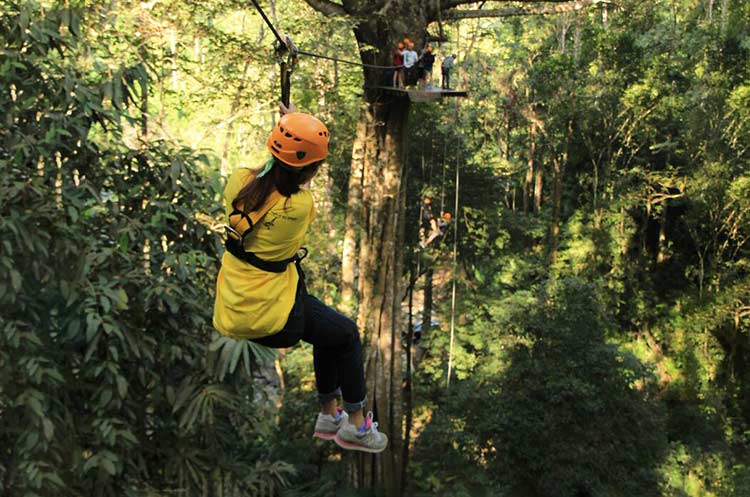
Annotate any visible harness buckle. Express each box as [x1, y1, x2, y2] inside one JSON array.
[[296, 247, 308, 261], [225, 225, 243, 241]]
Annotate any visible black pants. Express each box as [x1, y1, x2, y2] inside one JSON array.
[[442, 68, 451, 89], [252, 276, 366, 413]]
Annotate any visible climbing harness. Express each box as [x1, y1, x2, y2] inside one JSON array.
[[223, 102, 327, 274], [225, 189, 308, 273], [223, 111, 327, 274]]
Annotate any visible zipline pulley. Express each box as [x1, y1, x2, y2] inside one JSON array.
[[274, 34, 298, 107]]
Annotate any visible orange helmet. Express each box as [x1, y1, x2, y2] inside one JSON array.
[[267, 113, 329, 167], [424, 197, 432, 204], [403, 38, 411, 45]]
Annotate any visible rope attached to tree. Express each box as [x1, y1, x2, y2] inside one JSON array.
[[446, 140, 460, 388]]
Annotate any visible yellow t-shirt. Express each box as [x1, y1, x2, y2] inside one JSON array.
[[213, 168, 314, 339]]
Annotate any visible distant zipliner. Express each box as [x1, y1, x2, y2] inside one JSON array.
[[419, 196, 452, 248]]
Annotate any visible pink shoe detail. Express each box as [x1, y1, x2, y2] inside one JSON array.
[[333, 432, 387, 454], [313, 431, 336, 440]]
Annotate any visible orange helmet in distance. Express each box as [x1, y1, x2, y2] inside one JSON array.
[[267, 113, 329, 167]]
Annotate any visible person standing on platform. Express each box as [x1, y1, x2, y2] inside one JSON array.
[[441, 53, 457, 90], [392, 42, 405, 88], [403, 39, 418, 87], [419, 45, 435, 88]]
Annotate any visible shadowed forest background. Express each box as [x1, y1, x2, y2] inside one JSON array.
[[2, 0, 750, 496]]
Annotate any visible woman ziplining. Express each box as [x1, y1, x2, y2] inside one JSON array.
[[215, 0, 459, 456], [420, 196, 452, 248], [212, 102, 388, 454]]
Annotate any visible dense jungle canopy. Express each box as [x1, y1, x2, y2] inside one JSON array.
[[1, 0, 750, 496]]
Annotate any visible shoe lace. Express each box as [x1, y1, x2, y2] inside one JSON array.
[[366, 411, 380, 434]]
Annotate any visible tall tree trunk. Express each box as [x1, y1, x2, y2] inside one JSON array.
[[340, 111, 368, 312], [558, 16, 569, 53], [54, 152, 63, 209], [394, 150, 409, 496], [355, 98, 408, 496], [551, 156, 563, 263], [402, 266, 415, 496], [300, 3, 456, 492], [503, 114, 512, 209], [534, 157, 543, 213], [352, 36, 411, 491], [422, 267, 434, 338], [524, 121, 536, 214], [220, 61, 250, 178], [657, 202, 668, 263], [170, 29, 178, 91], [139, 69, 148, 137], [552, 118, 573, 263], [312, 62, 339, 302], [573, 13, 582, 63]]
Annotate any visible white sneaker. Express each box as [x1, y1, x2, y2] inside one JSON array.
[[313, 407, 348, 440], [334, 411, 388, 453]]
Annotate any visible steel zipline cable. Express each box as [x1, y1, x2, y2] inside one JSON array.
[[297, 49, 402, 70], [249, 0, 286, 46]]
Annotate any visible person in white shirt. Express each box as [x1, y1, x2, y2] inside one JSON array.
[[403, 40, 418, 87]]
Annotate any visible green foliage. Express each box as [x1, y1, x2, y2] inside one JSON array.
[[0, 2, 292, 495], [3, 0, 750, 495], [490, 279, 667, 497], [411, 280, 666, 497]]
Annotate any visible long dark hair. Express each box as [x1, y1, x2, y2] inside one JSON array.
[[232, 158, 321, 213]]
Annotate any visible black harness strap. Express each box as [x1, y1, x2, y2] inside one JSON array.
[[225, 206, 307, 273], [225, 235, 307, 273], [224, 183, 307, 274]]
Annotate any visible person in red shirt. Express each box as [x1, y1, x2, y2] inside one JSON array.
[[392, 42, 405, 88]]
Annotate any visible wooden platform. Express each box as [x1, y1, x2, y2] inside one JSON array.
[[376, 86, 468, 103]]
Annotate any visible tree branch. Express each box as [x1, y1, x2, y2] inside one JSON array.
[[443, 0, 610, 19], [441, 0, 584, 9], [303, 0, 348, 17]]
